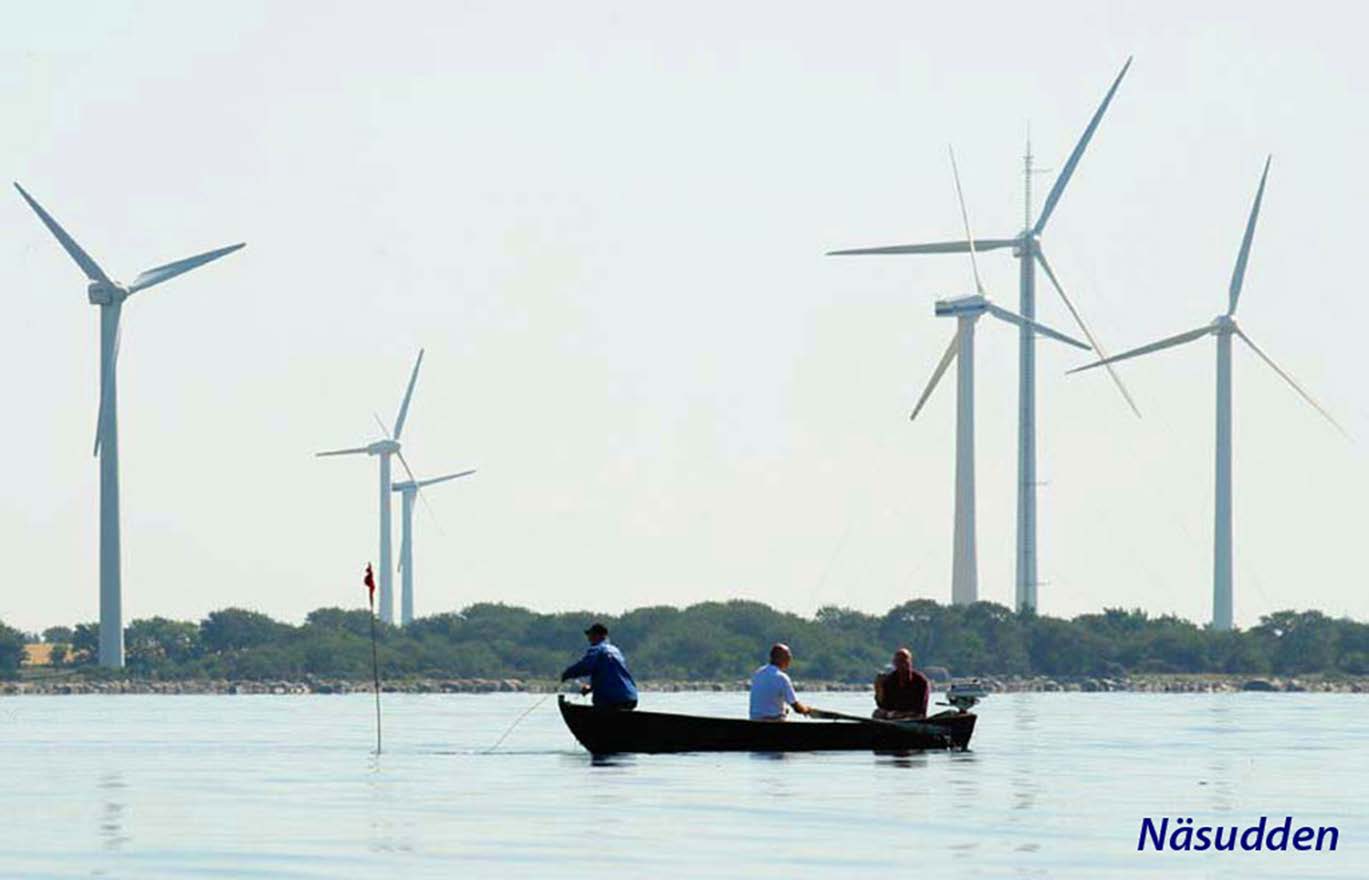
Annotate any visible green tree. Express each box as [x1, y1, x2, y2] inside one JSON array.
[[21, 600, 1369, 683], [879, 599, 944, 666], [200, 608, 292, 654], [125, 617, 201, 672], [305, 607, 375, 639], [71, 623, 100, 666], [1252, 611, 1338, 674], [0, 619, 25, 678], [1028, 616, 1112, 676], [42, 626, 74, 644]]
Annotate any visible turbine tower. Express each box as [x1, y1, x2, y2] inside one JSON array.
[[911, 150, 1090, 604], [829, 58, 1136, 612], [14, 184, 245, 668], [317, 349, 425, 624], [1070, 158, 1343, 630], [393, 468, 476, 625]]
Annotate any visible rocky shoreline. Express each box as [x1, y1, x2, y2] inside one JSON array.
[[3, 673, 1367, 696]]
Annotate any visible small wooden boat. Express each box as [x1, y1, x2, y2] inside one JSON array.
[[557, 696, 976, 754]]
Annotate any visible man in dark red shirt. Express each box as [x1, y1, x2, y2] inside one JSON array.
[[873, 648, 931, 719]]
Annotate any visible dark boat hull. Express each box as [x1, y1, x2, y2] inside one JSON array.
[[558, 696, 976, 754]]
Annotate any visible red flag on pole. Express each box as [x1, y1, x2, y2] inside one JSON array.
[[364, 563, 376, 604]]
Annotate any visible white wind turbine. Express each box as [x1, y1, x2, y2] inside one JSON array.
[[317, 349, 426, 625], [15, 184, 244, 669], [830, 58, 1136, 612], [392, 468, 476, 625], [1070, 157, 1343, 630], [912, 150, 1090, 605]]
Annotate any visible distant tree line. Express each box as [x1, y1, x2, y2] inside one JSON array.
[[3, 600, 1369, 682]]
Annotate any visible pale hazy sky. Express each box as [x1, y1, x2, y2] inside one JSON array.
[[3, 1, 1367, 632]]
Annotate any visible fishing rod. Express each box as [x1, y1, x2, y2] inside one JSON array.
[[807, 706, 950, 744]]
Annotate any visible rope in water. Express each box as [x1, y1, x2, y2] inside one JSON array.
[[484, 690, 559, 753]]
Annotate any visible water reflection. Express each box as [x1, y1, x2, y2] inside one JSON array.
[[748, 751, 789, 762], [1204, 701, 1236, 813], [98, 772, 130, 852], [946, 766, 982, 814], [1009, 695, 1038, 814], [364, 754, 414, 855], [874, 750, 929, 770]]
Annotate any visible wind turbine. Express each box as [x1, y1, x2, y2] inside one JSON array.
[[912, 149, 1090, 604], [829, 58, 1136, 612], [15, 184, 244, 669], [317, 349, 426, 625], [1070, 157, 1343, 630], [392, 468, 476, 625]]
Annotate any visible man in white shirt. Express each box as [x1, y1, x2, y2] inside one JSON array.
[[749, 643, 812, 721]]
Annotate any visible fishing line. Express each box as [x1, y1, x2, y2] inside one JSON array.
[[484, 689, 560, 754], [807, 514, 856, 611], [804, 423, 909, 612]]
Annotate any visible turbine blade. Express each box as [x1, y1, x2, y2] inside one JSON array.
[[372, 412, 393, 439], [985, 303, 1090, 350], [828, 238, 1017, 257], [417, 487, 443, 533], [1227, 156, 1271, 316], [1067, 325, 1212, 374], [947, 146, 984, 294], [1035, 250, 1141, 416], [128, 243, 245, 294], [1236, 329, 1347, 437], [14, 183, 111, 283], [316, 446, 369, 457], [396, 449, 418, 484], [1033, 56, 1132, 236], [416, 469, 476, 489], [93, 307, 122, 457], [911, 334, 959, 421], [392, 349, 424, 440]]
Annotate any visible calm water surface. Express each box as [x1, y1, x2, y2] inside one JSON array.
[[2, 691, 1365, 878]]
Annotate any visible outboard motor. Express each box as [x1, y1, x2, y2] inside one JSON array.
[[944, 680, 988, 713]]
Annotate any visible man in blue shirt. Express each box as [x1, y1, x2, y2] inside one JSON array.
[[560, 622, 638, 711]]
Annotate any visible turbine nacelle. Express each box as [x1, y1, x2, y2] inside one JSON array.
[[393, 468, 475, 496], [86, 281, 127, 306], [935, 294, 989, 318], [1211, 314, 1237, 334], [368, 438, 401, 456]]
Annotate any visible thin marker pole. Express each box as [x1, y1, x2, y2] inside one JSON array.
[[364, 563, 382, 754]]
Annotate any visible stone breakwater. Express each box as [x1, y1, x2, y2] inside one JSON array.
[[974, 674, 1369, 694], [0, 679, 871, 696], [2, 674, 1367, 696]]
